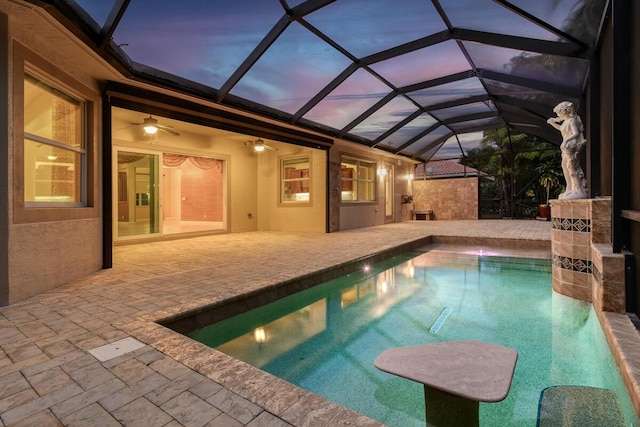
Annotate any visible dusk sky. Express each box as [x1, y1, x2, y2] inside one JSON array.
[[73, 0, 602, 161]]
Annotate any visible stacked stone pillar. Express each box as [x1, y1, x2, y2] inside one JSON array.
[[550, 197, 625, 312]]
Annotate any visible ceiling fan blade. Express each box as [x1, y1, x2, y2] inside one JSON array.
[[157, 125, 180, 136]]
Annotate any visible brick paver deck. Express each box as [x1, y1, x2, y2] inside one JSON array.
[[0, 220, 631, 426]]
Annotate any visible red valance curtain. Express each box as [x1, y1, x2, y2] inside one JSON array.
[[163, 153, 223, 173], [189, 156, 223, 171], [162, 153, 187, 167]]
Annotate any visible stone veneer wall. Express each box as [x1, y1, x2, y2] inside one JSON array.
[[551, 197, 640, 417], [412, 177, 478, 220], [550, 197, 625, 311]]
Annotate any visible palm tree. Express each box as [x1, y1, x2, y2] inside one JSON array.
[[537, 160, 563, 204]]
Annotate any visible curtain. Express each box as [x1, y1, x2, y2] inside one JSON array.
[[163, 153, 188, 167], [188, 156, 223, 172], [163, 153, 223, 173]]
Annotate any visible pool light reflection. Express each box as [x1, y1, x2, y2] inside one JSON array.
[[254, 327, 266, 344], [379, 281, 388, 294], [404, 261, 415, 278]]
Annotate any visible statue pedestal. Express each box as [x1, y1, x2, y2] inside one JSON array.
[[549, 198, 625, 312]]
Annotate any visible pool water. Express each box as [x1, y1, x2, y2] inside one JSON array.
[[189, 248, 639, 426]]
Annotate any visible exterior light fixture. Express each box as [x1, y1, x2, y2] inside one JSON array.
[[377, 168, 387, 176], [143, 124, 158, 134], [142, 116, 159, 134], [47, 155, 58, 161], [245, 138, 275, 152], [407, 173, 414, 180]]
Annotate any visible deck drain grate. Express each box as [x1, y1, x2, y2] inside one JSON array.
[[89, 337, 146, 362]]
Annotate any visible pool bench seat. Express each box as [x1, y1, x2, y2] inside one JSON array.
[[374, 340, 517, 427]]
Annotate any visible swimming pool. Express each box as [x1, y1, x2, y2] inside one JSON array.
[[188, 246, 638, 426]]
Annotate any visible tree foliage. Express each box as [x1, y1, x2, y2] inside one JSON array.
[[461, 128, 562, 216]]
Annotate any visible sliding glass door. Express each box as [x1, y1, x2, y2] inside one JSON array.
[[116, 150, 160, 238], [114, 148, 226, 241]]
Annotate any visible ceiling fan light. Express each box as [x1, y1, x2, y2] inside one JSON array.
[[142, 116, 159, 134], [143, 124, 158, 134], [254, 143, 265, 152]]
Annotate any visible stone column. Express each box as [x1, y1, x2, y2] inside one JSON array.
[[550, 199, 593, 302], [549, 197, 625, 313]]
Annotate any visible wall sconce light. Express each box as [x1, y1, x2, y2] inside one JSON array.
[[407, 173, 414, 180], [377, 168, 387, 177]]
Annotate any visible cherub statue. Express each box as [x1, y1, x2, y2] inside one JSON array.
[[547, 101, 588, 200]]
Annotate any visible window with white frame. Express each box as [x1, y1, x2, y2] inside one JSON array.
[[340, 156, 376, 202], [23, 72, 86, 206], [281, 156, 310, 203]]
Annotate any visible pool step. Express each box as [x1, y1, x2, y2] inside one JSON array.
[[537, 385, 625, 427]]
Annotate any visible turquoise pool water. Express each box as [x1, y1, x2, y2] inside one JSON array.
[[189, 248, 638, 426]]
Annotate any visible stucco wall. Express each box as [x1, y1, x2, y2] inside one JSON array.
[[412, 177, 479, 220], [330, 141, 416, 231], [4, 5, 107, 304], [257, 146, 327, 233], [9, 221, 103, 302]]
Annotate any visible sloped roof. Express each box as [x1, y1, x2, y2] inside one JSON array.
[[415, 159, 485, 178], [32, 0, 608, 162]]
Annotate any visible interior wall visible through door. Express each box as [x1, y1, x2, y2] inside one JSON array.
[[115, 149, 225, 240], [161, 153, 224, 235]]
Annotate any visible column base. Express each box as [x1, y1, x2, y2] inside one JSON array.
[[424, 386, 479, 427]]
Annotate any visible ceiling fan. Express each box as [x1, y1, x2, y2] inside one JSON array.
[[245, 138, 277, 152], [130, 115, 180, 136]]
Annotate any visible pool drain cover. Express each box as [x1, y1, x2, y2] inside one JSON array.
[[89, 337, 146, 362]]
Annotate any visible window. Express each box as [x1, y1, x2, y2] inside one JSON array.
[[13, 42, 97, 223], [23, 73, 86, 206], [281, 156, 310, 203], [341, 156, 376, 202]]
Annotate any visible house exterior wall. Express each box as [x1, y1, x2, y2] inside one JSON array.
[[329, 141, 416, 231], [257, 147, 327, 233], [111, 118, 263, 235], [0, 3, 333, 304], [412, 178, 479, 220], [3, 4, 107, 303]]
